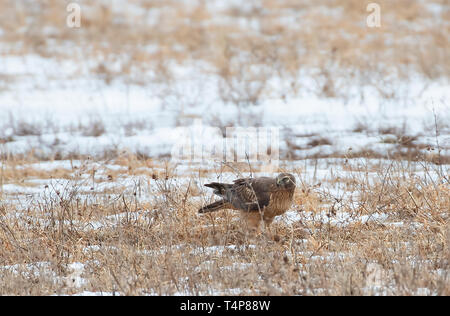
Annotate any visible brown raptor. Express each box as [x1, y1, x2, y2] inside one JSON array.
[[199, 173, 296, 230]]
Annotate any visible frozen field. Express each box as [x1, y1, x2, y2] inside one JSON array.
[[0, 157, 448, 295], [1, 54, 449, 161], [0, 0, 448, 295]]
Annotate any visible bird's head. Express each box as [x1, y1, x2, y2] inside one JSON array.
[[276, 173, 296, 190]]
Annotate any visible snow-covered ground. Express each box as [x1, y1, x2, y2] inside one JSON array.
[[0, 54, 449, 161], [0, 0, 448, 297]]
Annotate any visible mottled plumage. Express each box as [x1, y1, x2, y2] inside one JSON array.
[[199, 173, 296, 229]]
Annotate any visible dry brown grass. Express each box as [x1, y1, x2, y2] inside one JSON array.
[[0, 0, 448, 96], [0, 0, 448, 296], [0, 155, 448, 295]]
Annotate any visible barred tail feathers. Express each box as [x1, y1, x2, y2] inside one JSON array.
[[198, 200, 227, 213]]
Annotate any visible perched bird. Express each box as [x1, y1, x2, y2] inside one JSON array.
[[199, 173, 296, 230]]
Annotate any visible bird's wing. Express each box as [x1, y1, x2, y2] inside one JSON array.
[[230, 177, 275, 212]]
